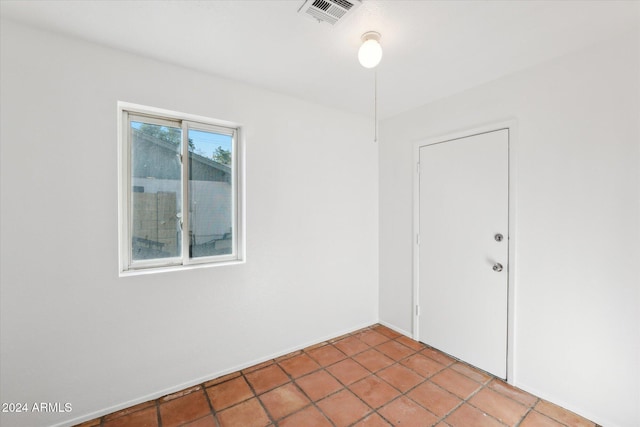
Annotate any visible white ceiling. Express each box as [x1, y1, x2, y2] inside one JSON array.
[[1, 0, 638, 119]]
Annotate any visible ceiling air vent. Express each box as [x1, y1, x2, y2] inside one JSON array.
[[298, 0, 362, 26]]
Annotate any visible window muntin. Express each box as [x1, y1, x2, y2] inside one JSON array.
[[120, 105, 242, 273]]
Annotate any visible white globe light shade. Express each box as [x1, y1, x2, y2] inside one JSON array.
[[358, 36, 382, 68]]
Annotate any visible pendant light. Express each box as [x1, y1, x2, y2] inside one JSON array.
[[358, 31, 382, 142], [358, 31, 382, 68]]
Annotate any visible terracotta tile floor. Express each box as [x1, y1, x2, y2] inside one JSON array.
[[75, 324, 599, 427]]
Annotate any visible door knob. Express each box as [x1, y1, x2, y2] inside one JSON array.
[[492, 263, 503, 272], [495, 233, 503, 242]]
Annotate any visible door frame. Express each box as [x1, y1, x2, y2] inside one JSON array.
[[412, 120, 518, 383]]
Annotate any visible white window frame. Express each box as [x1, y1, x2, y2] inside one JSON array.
[[118, 102, 245, 275]]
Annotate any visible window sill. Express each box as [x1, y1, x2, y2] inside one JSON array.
[[119, 258, 245, 277]]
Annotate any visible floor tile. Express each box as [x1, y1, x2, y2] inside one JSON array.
[[451, 362, 492, 384], [353, 413, 393, 426], [445, 403, 504, 427], [259, 383, 310, 420], [372, 325, 402, 339], [242, 359, 274, 375], [407, 381, 462, 417], [275, 350, 303, 362], [400, 354, 446, 378], [206, 376, 254, 411], [326, 358, 370, 385], [375, 341, 415, 361], [420, 348, 456, 366], [305, 341, 329, 351], [395, 335, 425, 351], [350, 375, 401, 409], [278, 353, 321, 378], [356, 329, 391, 346], [353, 348, 396, 373], [378, 396, 439, 427], [295, 370, 343, 401], [488, 379, 538, 407], [329, 332, 353, 343], [103, 407, 158, 427], [217, 398, 271, 427], [535, 400, 596, 427], [278, 405, 333, 427], [333, 335, 370, 356], [377, 364, 424, 392], [103, 401, 155, 422], [159, 390, 211, 427], [317, 389, 372, 427], [307, 344, 347, 366], [244, 364, 290, 394], [183, 415, 217, 427], [519, 411, 564, 427], [431, 368, 483, 399], [469, 387, 528, 426], [204, 371, 242, 388]]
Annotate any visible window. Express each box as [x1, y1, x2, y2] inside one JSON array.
[[118, 103, 244, 274]]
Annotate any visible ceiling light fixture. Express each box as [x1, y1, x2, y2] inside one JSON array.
[[358, 31, 382, 142], [358, 31, 382, 68]]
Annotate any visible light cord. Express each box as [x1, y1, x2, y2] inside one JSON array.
[[374, 70, 378, 143]]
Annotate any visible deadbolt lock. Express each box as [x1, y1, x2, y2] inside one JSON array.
[[495, 233, 503, 242]]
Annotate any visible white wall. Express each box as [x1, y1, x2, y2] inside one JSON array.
[[0, 20, 378, 427], [379, 30, 639, 427]]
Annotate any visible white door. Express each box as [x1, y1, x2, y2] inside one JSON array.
[[418, 129, 509, 379]]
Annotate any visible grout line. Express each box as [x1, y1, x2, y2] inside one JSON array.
[[280, 369, 338, 427], [513, 406, 536, 427], [280, 350, 357, 426], [293, 339, 380, 426], [333, 338, 441, 426], [459, 383, 511, 427], [155, 400, 162, 427], [382, 340, 522, 426], [240, 369, 278, 426], [200, 380, 220, 427]]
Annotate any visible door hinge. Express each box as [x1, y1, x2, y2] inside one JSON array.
[[416, 234, 420, 246], [416, 305, 420, 316], [416, 162, 420, 175]]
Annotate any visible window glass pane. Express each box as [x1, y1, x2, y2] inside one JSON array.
[[130, 120, 182, 261], [188, 128, 233, 258]]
